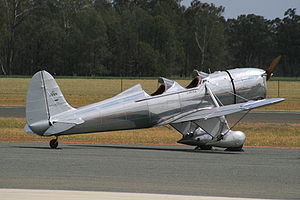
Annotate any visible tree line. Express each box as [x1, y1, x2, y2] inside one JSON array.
[[0, 0, 299, 77]]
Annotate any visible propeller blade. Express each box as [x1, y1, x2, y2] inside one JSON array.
[[266, 56, 281, 80]]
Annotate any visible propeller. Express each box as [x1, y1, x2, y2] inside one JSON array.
[[266, 56, 281, 80]]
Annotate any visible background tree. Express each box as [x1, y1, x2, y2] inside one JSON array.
[[183, 0, 227, 75], [226, 14, 274, 68], [275, 8, 300, 76], [0, 0, 33, 75], [0, 0, 298, 77]]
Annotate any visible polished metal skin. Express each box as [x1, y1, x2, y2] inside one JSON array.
[[24, 68, 284, 149]]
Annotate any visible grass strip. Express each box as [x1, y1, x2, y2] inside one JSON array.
[[1, 78, 300, 110], [0, 118, 299, 147]]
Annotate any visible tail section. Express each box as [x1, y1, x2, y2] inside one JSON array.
[[25, 70, 75, 135]]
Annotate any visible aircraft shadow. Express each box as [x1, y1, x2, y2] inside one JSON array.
[[68, 144, 238, 155], [11, 146, 62, 150]]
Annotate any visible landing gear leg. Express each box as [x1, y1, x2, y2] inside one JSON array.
[[49, 137, 58, 149], [194, 145, 212, 150]]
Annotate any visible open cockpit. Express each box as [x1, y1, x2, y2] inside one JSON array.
[[150, 84, 166, 96], [150, 77, 173, 96], [186, 76, 201, 89], [116, 70, 208, 100], [150, 77, 186, 96], [185, 69, 208, 89], [149, 70, 207, 96]]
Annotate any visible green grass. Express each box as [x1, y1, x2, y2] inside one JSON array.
[[271, 77, 300, 81], [0, 78, 190, 107], [235, 122, 300, 147], [0, 77, 299, 110], [0, 118, 299, 147], [261, 81, 300, 111]]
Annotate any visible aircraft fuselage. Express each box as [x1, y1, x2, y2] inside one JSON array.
[[51, 68, 266, 136]]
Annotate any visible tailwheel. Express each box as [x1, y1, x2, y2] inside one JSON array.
[[195, 145, 212, 150], [49, 137, 58, 149]]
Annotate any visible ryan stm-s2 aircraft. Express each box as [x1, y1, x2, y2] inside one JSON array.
[[25, 56, 284, 150]]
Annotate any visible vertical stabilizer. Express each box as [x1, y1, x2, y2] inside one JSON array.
[[41, 71, 74, 116], [25, 70, 74, 135]]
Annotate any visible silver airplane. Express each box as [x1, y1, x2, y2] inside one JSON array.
[[24, 56, 284, 150]]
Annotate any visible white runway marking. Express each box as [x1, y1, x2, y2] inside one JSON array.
[[0, 189, 276, 200]]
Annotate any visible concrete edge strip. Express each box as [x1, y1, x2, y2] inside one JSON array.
[[0, 189, 276, 200]]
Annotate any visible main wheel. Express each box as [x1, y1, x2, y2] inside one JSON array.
[[225, 146, 244, 151], [195, 145, 212, 150], [49, 138, 58, 149], [200, 145, 212, 150]]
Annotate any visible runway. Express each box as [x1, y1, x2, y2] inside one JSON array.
[[0, 142, 299, 199], [0, 106, 300, 123]]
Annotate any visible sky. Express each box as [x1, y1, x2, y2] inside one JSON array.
[[182, 0, 300, 19]]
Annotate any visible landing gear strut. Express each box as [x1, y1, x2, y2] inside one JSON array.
[[49, 137, 58, 149]]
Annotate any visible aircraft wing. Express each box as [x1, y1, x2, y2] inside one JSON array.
[[158, 98, 284, 125]]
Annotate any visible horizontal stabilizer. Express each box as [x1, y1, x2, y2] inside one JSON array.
[[51, 118, 84, 125], [42, 117, 85, 136], [44, 122, 75, 136]]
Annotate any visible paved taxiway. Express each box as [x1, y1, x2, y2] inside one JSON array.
[[0, 106, 300, 123], [0, 142, 299, 199]]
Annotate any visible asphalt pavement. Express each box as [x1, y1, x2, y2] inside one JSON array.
[[0, 142, 299, 199]]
